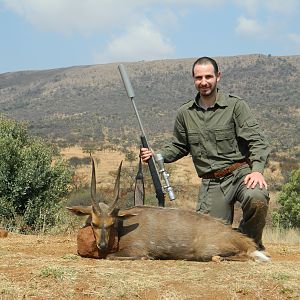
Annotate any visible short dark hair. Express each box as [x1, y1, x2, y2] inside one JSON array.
[[192, 56, 219, 76]]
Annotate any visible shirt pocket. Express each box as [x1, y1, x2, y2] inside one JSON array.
[[214, 127, 237, 154], [188, 132, 201, 156]]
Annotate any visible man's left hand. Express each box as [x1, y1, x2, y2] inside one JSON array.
[[244, 172, 268, 190]]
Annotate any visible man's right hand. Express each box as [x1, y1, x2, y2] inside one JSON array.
[[140, 147, 154, 162]]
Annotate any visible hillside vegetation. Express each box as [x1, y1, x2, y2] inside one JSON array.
[[0, 54, 299, 154], [1, 56, 300, 300]]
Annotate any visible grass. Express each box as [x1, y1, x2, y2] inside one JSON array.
[[39, 266, 67, 279], [264, 227, 300, 244]]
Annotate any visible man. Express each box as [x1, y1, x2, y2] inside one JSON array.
[[141, 56, 270, 251]]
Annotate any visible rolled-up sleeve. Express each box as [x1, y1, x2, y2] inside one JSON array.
[[234, 100, 270, 173]]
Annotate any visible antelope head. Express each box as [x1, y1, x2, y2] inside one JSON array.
[[67, 158, 133, 250]]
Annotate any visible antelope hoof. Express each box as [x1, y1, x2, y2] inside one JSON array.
[[212, 255, 223, 262]]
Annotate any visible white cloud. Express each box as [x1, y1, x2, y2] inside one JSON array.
[[265, 0, 299, 14], [2, 0, 297, 39], [1, 0, 226, 64], [134, 0, 225, 6], [233, 0, 260, 16], [233, 0, 299, 47], [2, 0, 142, 35], [2, 0, 298, 64], [235, 16, 265, 37], [235, 15, 286, 42], [233, 0, 299, 16], [94, 20, 175, 63], [1, 0, 225, 35], [153, 9, 179, 32]]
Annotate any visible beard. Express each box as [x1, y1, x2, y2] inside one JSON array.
[[198, 83, 217, 97]]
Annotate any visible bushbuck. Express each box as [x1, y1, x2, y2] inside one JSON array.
[[67, 158, 270, 262]]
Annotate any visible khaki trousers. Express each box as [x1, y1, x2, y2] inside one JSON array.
[[197, 164, 269, 250]]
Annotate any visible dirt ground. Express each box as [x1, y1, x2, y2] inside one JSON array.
[[1, 233, 300, 300], [1, 147, 299, 299]]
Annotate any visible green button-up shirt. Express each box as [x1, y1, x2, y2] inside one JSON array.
[[161, 90, 270, 177]]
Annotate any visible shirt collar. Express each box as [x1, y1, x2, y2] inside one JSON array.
[[189, 89, 228, 109]]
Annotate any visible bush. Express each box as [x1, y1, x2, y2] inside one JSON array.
[[272, 168, 300, 228], [0, 117, 73, 232], [68, 156, 91, 168]]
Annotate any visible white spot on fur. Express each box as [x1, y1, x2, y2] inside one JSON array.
[[251, 250, 271, 262]]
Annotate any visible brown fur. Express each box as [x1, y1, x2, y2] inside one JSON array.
[[108, 206, 257, 261], [75, 205, 257, 261], [77, 225, 118, 258]]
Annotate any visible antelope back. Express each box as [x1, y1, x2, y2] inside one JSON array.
[[108, 206, 260, 261]]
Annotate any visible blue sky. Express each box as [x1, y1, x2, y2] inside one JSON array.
[[1, 0, 300, 73]]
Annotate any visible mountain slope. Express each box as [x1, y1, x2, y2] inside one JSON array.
[[0, 54, 299, 151]]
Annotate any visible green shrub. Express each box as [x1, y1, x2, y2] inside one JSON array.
[[68, 156, 90, 167], [272, 168, 300, 228], [0, 116, 73, 232]]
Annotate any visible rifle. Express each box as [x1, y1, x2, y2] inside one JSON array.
[[118, 64, 175, 207]]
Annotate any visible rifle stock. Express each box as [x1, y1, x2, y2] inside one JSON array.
[[140, 136, 165, 207]]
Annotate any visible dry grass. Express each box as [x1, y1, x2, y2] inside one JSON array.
[[61, 146, 128, 187], [264, 227, 300, 245], [61, 146, 199, 187], [61, 145, 288, 191], [1, 233, 300, 300]]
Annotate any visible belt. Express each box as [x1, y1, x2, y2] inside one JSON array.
[[201, 159, 250, 179]]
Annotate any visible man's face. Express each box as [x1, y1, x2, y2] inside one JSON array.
[[193, 63, 221, 97]]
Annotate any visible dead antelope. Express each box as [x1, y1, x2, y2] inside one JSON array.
[[67, 159, 270, 262]]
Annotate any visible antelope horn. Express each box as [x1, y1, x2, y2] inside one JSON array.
[[91, 157, 101, 213], [109, 161, 123, 213]]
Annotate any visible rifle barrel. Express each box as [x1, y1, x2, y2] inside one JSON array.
[[118, 64, 135, 98], [118, 64, 147, 138]]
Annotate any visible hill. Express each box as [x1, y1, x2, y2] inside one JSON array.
[[0, 54, 299, 153]]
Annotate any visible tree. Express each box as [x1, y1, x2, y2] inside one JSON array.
[[272, 168, 300, 228], [125, 150, 137, 166], [0, 117, 73, 232], [82, 142, 99, 156]]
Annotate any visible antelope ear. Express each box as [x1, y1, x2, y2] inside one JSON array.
[[117, 210, 138, 219], [66, 206, 93, 216]]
